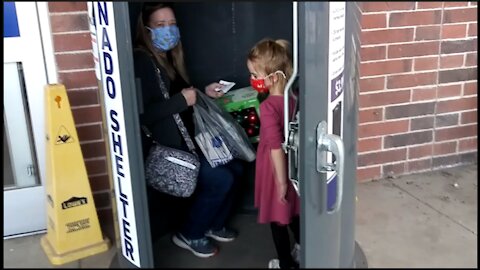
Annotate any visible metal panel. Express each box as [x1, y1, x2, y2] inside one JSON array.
[[173, 2, 293, 89], [299, 2, 361, 267], [298, 2, 342, 267], [96, 2, 154, 268], [340, 2, 362, 267], [113, 2, 154, 267]]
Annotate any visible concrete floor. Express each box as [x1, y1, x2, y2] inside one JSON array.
[[355, 163, 477, 268], [4, 163, 477, 268]]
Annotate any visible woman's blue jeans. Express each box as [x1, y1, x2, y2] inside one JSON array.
[[179, 154, 244, 239]]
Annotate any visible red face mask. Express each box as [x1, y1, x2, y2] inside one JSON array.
[[250, 77, 269, 94], [249, 71, 287, 94]]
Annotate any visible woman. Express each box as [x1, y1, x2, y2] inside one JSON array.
[[133, 2, 244, 258]]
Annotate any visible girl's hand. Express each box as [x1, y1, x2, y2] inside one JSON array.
[[277, 181, 288, 204], [205, 82, 224, 99]]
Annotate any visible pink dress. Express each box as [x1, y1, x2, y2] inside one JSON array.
[[254, 95, 300, 225]]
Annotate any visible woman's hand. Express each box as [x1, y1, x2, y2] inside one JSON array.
[[205, 82, 224, 99], [181, 87, 197, 106]]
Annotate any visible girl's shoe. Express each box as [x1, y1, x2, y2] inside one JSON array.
[[268, 259, 280, 269], [291, 243, 300, 264]]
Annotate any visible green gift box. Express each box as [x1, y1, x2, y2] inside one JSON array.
[[216, 86, 261, 143]]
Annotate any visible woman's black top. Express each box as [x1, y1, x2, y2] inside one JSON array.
[[133, 48, 195, 158]]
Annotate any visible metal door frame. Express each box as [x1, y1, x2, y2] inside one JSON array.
[[298, 2, 341, 267], [298, 2, 361, 268], [92, 2, 154, 268], [4, 1, 49, 238]]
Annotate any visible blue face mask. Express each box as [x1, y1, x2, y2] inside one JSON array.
[[147, 25, 180, 52]]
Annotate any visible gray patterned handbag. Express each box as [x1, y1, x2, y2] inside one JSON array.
[[143, 67, 200, 197]]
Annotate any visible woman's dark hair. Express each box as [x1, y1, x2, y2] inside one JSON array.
[[141, 2, 174, 25], [135, 2, 190, 83]]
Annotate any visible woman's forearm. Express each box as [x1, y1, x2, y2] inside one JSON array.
[[142, 92, 188, 124]]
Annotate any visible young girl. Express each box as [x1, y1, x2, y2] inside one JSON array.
[[247, 39, 300, 269]]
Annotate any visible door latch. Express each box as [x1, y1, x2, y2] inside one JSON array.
[[284, 112, 300, 196], [316, 121, 345, 213]]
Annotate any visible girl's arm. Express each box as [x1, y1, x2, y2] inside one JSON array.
[[260, 101, 289, 204], [271, 148, 288, 204]]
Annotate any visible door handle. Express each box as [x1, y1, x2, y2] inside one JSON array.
[[316, 121, 345, 214]]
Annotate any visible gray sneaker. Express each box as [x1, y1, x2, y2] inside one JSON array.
[[291, 243, 300, 264], [205, 227, 238, 242], [172, 233, 218, 258], [268, 259, 280, 269]]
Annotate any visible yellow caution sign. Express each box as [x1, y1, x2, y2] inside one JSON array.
[[41, 84, 110, 265]]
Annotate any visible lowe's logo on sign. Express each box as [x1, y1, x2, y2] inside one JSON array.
[[92, 2, 140, 267]]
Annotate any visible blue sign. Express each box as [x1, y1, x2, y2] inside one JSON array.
[[330, 71, 344, 102], [212, 136, 223, 148], [4, 2, 20, 38], [327, 175, 337, 211]]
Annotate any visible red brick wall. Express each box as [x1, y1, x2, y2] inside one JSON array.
[[358, 1, 478, 182], [48, 2, 115, 243]]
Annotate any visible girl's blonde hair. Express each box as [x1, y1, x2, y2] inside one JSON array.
[[247, 38, 293, 83], [134, 3, 190, 83]]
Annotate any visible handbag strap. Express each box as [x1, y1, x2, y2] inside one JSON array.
[[154, 67, 197, 154]]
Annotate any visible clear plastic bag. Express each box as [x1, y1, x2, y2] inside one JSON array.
[[193, 90, 256, 167], [193, 105, 234, 167]]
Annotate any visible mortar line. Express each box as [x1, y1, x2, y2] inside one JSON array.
[[387, 179, 477, 236]]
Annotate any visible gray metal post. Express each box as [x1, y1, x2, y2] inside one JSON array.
[[340, 2, 362, 268], [93, 2, 154, 268], [298, 2, 364, 267], [112, 3, 154, 268], [298, 2, 341, 267]]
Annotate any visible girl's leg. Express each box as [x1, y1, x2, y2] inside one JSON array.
[[288, 216, 301, 265], [270, 222, 297, 268], [288, 215, 300, 244]]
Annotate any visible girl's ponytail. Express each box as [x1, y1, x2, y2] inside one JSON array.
[[275, 39, 290, 52]]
